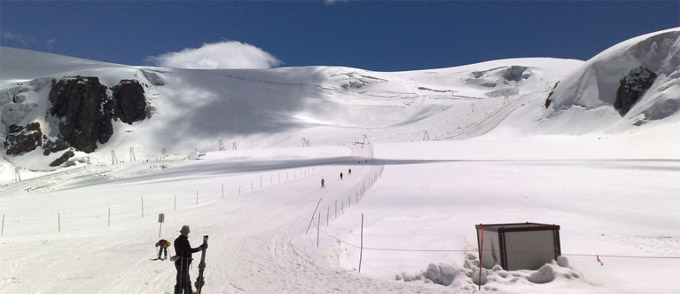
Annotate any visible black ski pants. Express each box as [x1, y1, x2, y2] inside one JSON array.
[[174, 259, 193, 294]]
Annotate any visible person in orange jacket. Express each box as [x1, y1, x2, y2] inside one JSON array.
[[155, 239, 171, 260]]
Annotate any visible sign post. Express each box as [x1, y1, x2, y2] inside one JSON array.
[[158, 213, 165, 238]]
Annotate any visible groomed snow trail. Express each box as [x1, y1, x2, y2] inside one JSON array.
[[155, 148, 453, 293], [0, 146, 454, 293]]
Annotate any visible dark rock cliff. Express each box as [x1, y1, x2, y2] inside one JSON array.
[[4, 122, 43, 155], [615, 67, 657, 116], [111, 79, 147, 124], [48, 76, 113, 153], [49, 150, 75, 167], [45, 76, 148, 155]]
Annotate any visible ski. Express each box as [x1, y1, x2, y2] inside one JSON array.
[[195, 235, 209, 294]]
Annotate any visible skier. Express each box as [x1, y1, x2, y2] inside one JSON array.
[[348, 168, 352, 175], [155, 239, 171, 260], [340, 172, 343, 180], [173, 225, 208, 294], [321, 178, 325, 188]]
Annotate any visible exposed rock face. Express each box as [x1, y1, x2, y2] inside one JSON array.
[[614, 67, 658, 116], [42, 76, 148, 156], [49, 76, 113, 153], [4, 122, 43, 155], [544, 81, 560, 108], [43, 138, 69, 156], [50, 150, 75, 167], [503, 66, 530, 82], [112, 80, 147, 124]]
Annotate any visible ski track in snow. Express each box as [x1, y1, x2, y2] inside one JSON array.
[[0, 147, 451, 294]]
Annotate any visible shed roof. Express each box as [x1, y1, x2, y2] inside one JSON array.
[[476, 222, 560, 232]]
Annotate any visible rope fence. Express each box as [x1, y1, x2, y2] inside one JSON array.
[[2, 141, 378, 237], [305, 143, 680, 268], [0, 166, 317, 237], [311, 218, 680, 270]]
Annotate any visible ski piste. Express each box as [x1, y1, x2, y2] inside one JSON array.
[[195, 235, 209, 294]]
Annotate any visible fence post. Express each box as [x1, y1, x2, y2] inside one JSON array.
[[478, 228, 485, 290], [251, 181, 253, 191], [141, 197, 145, 218], [359, 213, 364, 273], [196, 190, 199, 205], [1, 214, 5, 236], [174, 195, 177, 210], [326, 207, 329, 226]]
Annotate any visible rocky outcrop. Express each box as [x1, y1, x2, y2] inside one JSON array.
[[49, 150, 75, 167], [41, 76, 149, 156], [4, 122, 43, 155], [503, 66, 530, 82], [42, 138, 69, 156], [48, 76, 113, 153], [111, 79, 147, 124], [614, 67, 657, 115], [544, 81, 560, 108]]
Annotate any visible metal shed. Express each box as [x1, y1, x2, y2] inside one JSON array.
[[476, 222, 561, 271]]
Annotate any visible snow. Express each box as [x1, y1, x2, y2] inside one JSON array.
[[1, 28, 680, 294], [544, 28, 680, 132]]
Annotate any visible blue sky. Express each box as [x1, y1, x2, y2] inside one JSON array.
[[1, 1, 679, 71]]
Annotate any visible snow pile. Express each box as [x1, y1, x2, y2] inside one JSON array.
[[543, 28, 680, 132], [396, 263, 459, 286], [398, 254, 582, 290]]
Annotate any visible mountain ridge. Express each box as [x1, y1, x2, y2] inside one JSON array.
[[2, 28, 679, 169]]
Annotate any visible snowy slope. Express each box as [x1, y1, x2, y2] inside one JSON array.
[[535, 28, 680, 134], [0, 46, 581, 171]]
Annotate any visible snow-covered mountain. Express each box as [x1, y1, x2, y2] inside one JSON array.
[[1, 46, 582, 170], [541, 28, 680, 133], [3, 28, 680, 170]]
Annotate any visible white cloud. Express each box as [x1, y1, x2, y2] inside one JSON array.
[[46, 39, 56, 50], [324, 0, 348, 5], [0, 30, 35, 45], [147, 41, 281, 69]]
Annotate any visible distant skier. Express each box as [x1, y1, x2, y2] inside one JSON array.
[[340, 172, 343, 180], [348, 168, 352, 175], [173, 225, 207, 294], [321, 178, 325, 188], [155, 239, 171, 260]]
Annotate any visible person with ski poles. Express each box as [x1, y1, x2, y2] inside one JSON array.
[[155, 239, 171, 260], [173, 225, 207, 294]]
